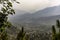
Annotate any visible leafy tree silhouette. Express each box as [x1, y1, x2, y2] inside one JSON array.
[[52, 20, 60, 40], [0, 0, 19, 40], [52, 25, 57, 40], [16, 27, 26, 40], [56, 20, 60, 33]]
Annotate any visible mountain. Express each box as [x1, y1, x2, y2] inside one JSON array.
[[32, 6, 60, 17], [7, 6, 60, 35], [7, 6, 60, 40], [9, 6, 60, 25]]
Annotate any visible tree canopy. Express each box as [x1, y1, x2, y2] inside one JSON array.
[[0, 0, 19, 40]]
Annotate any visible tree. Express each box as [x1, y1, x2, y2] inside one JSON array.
[[0, 31, 8, 40], [52, 25, 57, 40], [16, 27, 26, 40], [52, 25, 56, 34], [0, 0, 19, 40], [56, 33, 60, 40], [56, 20, 60, 32], [52, 20, 60, 40]]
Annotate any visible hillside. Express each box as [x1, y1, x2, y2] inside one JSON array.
[[9, 6, 60, 32], [9, 6, 60, 25]]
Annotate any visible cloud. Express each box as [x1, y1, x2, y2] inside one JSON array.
[[13, 0, 60, 12], [49, 0, 60, 6]]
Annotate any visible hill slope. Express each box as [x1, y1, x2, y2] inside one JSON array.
[[9, 6, 60, 25]]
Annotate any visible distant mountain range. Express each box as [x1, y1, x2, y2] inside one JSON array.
[[32, 6, 60, 17], [9, 6, 60, 26]]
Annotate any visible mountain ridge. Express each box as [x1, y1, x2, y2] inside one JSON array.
[[9, 5, 60, 25]]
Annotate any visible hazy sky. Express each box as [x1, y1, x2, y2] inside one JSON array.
[[13, 0, 60, 12]]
